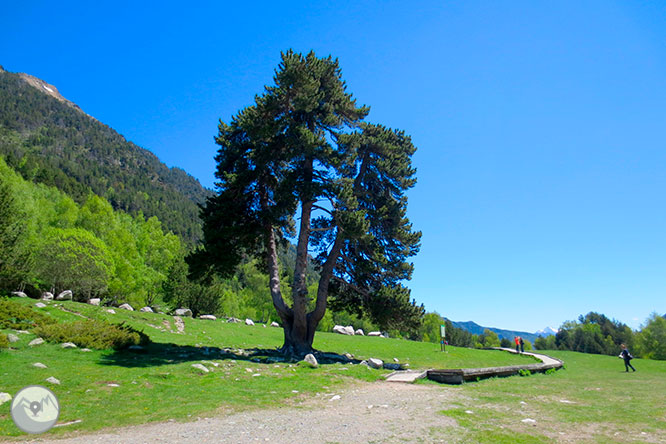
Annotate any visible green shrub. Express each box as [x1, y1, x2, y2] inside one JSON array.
[[0, 332, 9, 348], [33, 320, 149, 350], [518, 369, 532, 377], [0, 298, 56, 329]]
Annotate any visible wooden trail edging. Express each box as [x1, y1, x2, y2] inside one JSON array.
[[426, 348, 564, 384], [385, 348, 563, 384]]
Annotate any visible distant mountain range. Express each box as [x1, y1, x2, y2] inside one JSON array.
[[447, 319, 557, 344], [0, 66, 212, 244]]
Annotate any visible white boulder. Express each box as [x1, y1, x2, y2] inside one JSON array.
[[333, 325, 355, 335], [35, 302, 47, 308], [56, 290, 73, 300], [303, 354, 319, 368], [368, 331, 382, 337], [191, 364, 209, 373], [355, 329, 365, 336], [245, 318, 255, 326], [7, 333, 19, 343], [11, 291, 27, 298], [46, 376, 60, 385], [0, 393, 12, 406], [199, 315, 217, 320], [89, 298, 101, 306], [367, 358, 384, 369], [119, 303, 134, 311], [41, 292, 54, 300], [29, 338, 45, 346], [174, 308, 192, 317], [270, 321, 280, 327], [140, 307, 154, 313], [61, 342, 77, 349], [33, 363, 48, 368]]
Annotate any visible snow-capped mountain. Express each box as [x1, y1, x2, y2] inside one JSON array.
[[535, 326, 558, 337]]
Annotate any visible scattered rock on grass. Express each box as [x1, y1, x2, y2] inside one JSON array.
[[29, 338, 45, 346], [174, 308, 192, 317], [368, 331, 382, 337], [81, 348, 92, 352], [245, 318, 255, 326], [106, 309, 116, 314], [191, 364, 209, 373], [7, 333, 19, 343], [140, 307, 154, 313], [35, 302, 47, 308], [56, 290, 73, 301], [119, 303, 134, 311], [42, 292, 54, 300], [89, 298, 101, 306], [46, 376, 60, 385], [367, 358, 384, 369], [303, 354, 319, 368], [355, 329, 365, 336], [11, 291, 27, 298], [330, 395, 341, 401], [199, 315, 216, 320], [61, 342, 77, 349], [521, 418, 537, 425], [333, 325, 355, 335], [33, 362, 47, 368], [0, 393, 12, 406]]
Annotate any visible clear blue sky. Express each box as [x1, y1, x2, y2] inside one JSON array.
[[2, 1, 665, 332]]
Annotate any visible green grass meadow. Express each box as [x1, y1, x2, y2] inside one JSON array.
[[1, 299, 664, 442], [1, 298, 530, 438], [432, 350, 666, 443]]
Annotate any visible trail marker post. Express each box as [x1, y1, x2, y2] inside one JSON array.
[[440, 324, 446, 351]]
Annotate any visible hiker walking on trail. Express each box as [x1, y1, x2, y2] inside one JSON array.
[[514, 336, 520, 353], [520, 337, 525, 353], [619, 344, 636, 372]]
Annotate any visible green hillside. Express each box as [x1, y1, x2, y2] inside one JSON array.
[[0, 67, 211, 244], [0, 297, 530, 437]]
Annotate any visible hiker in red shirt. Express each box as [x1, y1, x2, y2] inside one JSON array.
[[514, 336, 520, 353]]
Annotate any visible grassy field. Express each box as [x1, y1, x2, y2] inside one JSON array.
[[0, 298, 532, 438], [430, 350, 666, 443]]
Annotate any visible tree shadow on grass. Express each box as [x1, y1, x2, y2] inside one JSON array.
[[99, 342, 359, 368]]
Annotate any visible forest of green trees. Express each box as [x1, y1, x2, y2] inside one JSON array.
[[0, 156, 387, 333], [0, 70, 211, 244]]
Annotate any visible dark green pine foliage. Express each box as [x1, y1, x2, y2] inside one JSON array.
[[326, 123, 424, 335], [0, 69, 211, 244], [192, 50, 423, 354]]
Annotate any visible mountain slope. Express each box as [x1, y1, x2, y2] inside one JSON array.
[[0, 66, 211, 244], [447, 319, 542, 344]]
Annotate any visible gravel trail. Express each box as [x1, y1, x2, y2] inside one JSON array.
[[18, 382, 459, 444]]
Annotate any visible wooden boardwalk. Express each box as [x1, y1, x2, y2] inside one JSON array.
[[386, 348, 563, 384]]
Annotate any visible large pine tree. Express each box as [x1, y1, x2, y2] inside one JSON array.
[[190, 50, 423, 355]]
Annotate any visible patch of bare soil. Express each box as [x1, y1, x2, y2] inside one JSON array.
[[19, 382, 460, 444]]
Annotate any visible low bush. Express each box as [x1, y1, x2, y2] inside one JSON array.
[[0, 332, 9, 348], [0, 298, 56, 330], [33, 320, 150, 350]]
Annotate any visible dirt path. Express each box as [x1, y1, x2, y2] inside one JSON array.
[[20, 382, 459, 444]]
